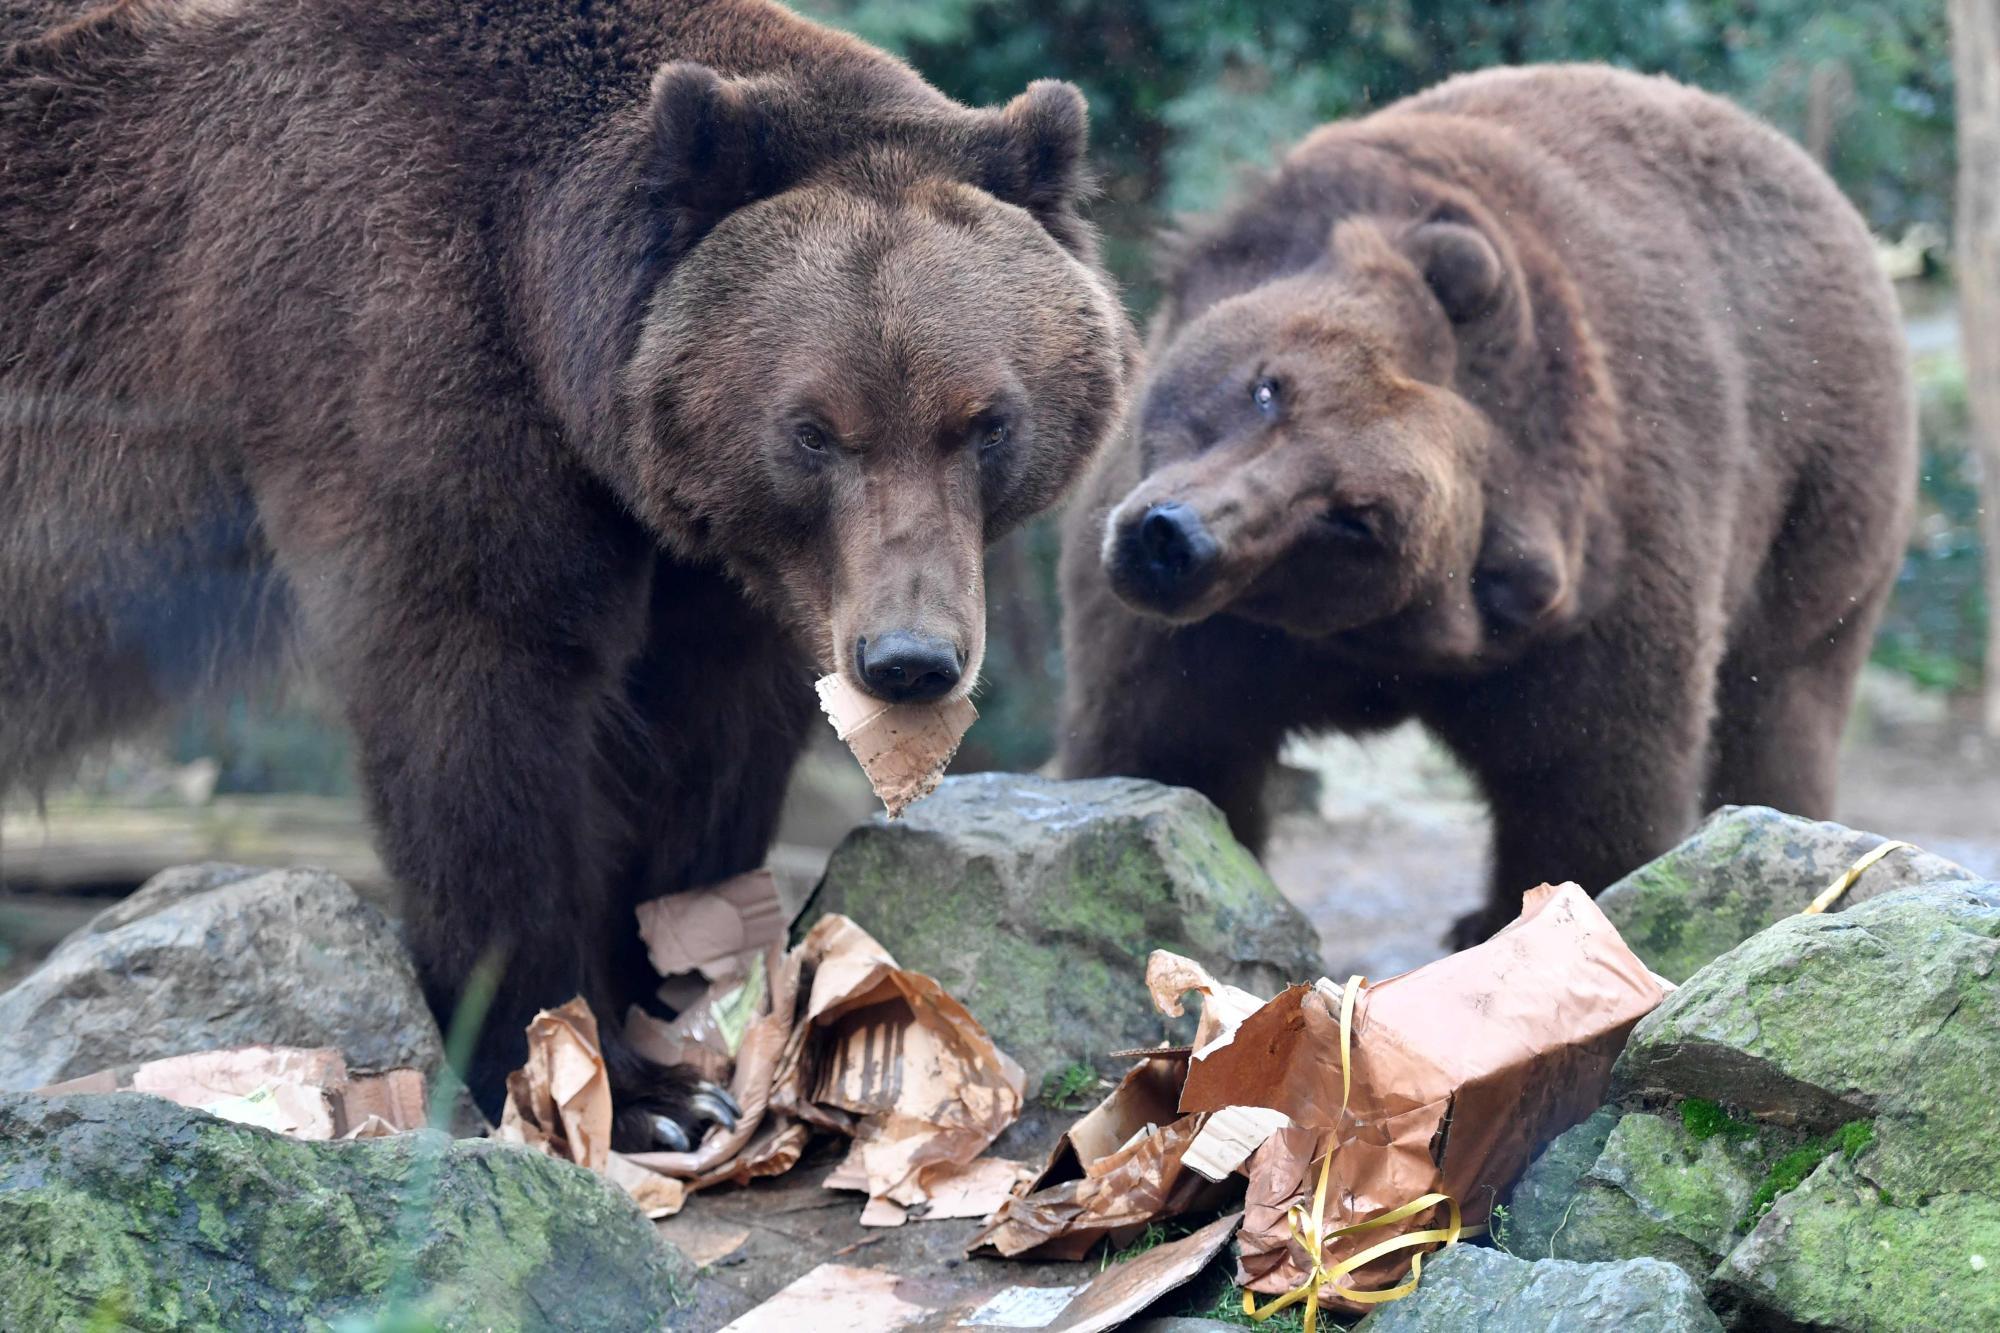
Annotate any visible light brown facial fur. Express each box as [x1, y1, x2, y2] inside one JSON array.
[[624, 168, 1128, 699], [1102, 219, 1491, 648]]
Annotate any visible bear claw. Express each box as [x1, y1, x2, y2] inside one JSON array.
[[646, 1081, 740, 1151], [690, 1082, 742, 1131], [649, 1114, 692, 1152]]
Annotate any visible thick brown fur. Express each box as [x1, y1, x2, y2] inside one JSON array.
[[1060, 65, 1914, 944], [1, 0, 1133, 1138]]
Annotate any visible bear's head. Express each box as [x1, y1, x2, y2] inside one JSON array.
[[1099, 209, 1561, 659], [533, 62, 1133, 704]]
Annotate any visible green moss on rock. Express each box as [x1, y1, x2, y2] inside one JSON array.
[[0, 1094, 685, 1332], [1714, 1155, 2000, 1331], [1678, 1098, 1756, 1144], [1594, 807, 1980, 983], [804, 774, 1323, 1088]]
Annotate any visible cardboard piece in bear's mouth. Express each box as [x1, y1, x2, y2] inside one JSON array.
[[814, 673, 977, 817]]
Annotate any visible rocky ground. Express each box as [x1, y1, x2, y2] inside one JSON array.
[[2, 668, 1996, 1331]]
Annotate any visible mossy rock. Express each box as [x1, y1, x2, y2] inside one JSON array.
[[1352, 1245, 1722, 1332], [1711, 1153, 2000, 1332], [1505, 1108, 1618, 1258], [803, 774, 1323, 1088], [1541, 1110, 1778, 1280], [1615, 884, 2000, 1190], [1596, 806, 1980, 984], [1534, 883, 2000, 1330], [0, 865, 443, 1091], [0, 1093, 687, 1332]]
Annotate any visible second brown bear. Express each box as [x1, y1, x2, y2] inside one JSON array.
[[1059, 64, 1915, 943]]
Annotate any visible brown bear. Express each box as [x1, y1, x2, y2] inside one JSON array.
[[1059, 64, 1914, 945], [0, 0, 1134, 1144]]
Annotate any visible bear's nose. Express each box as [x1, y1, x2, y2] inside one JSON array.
[[1111, 500, 1220, 611], [855, 631, 963, 704]]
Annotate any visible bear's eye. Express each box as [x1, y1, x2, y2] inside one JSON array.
[[979, 419, 1012, 452], [1251, 377, 1281, 415], [792, 423, 831, 454]]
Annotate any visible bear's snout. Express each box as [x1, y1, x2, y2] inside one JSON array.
[[854, 629, 964, 704], [1106, 500, 1221, 614]]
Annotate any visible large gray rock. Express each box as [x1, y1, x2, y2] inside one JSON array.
[[1597, 806, 1979, 983], [1518, 884, 2000, 1330], [0, 864, 443, 1089], [1528, 1110, 1772, 1281], [1615, 884, 2000, 1168], [1710, 1152, 2000, 1332], [1352, 1246, 1722, 1332], [0, 1093, 686, 1331], [1505, 1108, 1617, 1259], [805, 774, 1324, 1088]]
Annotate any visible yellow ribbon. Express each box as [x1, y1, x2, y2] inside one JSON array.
[[1804, 840, 1913, 914], [1242, 975, 1467, 1328]]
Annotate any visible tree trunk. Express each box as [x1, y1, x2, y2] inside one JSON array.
[[1950, 0, 2000, 737]]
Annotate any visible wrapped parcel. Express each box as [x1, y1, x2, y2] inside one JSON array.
[[972, 881, 1666, 1316]]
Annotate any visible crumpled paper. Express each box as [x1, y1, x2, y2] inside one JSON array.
[[968, 1053, 1228, 1260], [973, 882, 1666, 1314], [494, 997, 690, 1219], [724, 1211, 1244, 1333], [1193, 882, 1667, 1312], [509, 874, 1025, 1225], [35, 1045, 428, 1140], [814, 673, 976, 817]]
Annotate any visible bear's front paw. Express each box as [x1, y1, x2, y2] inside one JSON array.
[[608, 1062, 742, 1153]]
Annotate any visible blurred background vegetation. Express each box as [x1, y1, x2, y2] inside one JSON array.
[[66, 0, 1991, 790]]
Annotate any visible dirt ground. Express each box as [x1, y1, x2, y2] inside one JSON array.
[[1266, 667, 2000, 982]]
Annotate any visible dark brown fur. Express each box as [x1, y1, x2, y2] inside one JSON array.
[[1060, 65, 1914, 943], [0, 0, 1132, 1136]]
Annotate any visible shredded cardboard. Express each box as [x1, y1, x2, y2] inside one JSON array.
[[635, 868, 787, 981], [799, 914, 1026, 1221], [1182, 1105, 1293, 1182], [1145, 949, 1267, 1058], [1044, 1210, 1244, 1333], [814, 672, 976, 816], [517, 879, 1025, 1224], [729, 1212, 1244, 1332], [495, 997, 696, 1219], [968, 1054, 1227, 1260], [35, 1045, 428, 1141]]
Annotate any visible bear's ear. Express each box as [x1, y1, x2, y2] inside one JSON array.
[[974, 81, 1093, 240], [1403, 221, 1506, 324], [642, 62, 800, 249]]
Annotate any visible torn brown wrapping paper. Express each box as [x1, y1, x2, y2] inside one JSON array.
[[36, 1046, 428, 1140], [814, 673, 976, 816], [537, 895, 1024, 1223], [968, 1054, 1231, 1260], [635, 868, 787, 982], [1198, 882, 1665, 1313], [495, 998, 688, 1219]]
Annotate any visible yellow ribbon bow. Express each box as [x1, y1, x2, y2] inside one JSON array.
[[1243, 975, 1468, 1329]]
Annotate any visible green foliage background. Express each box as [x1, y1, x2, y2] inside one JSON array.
[[801, 0, 1955, 304]]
